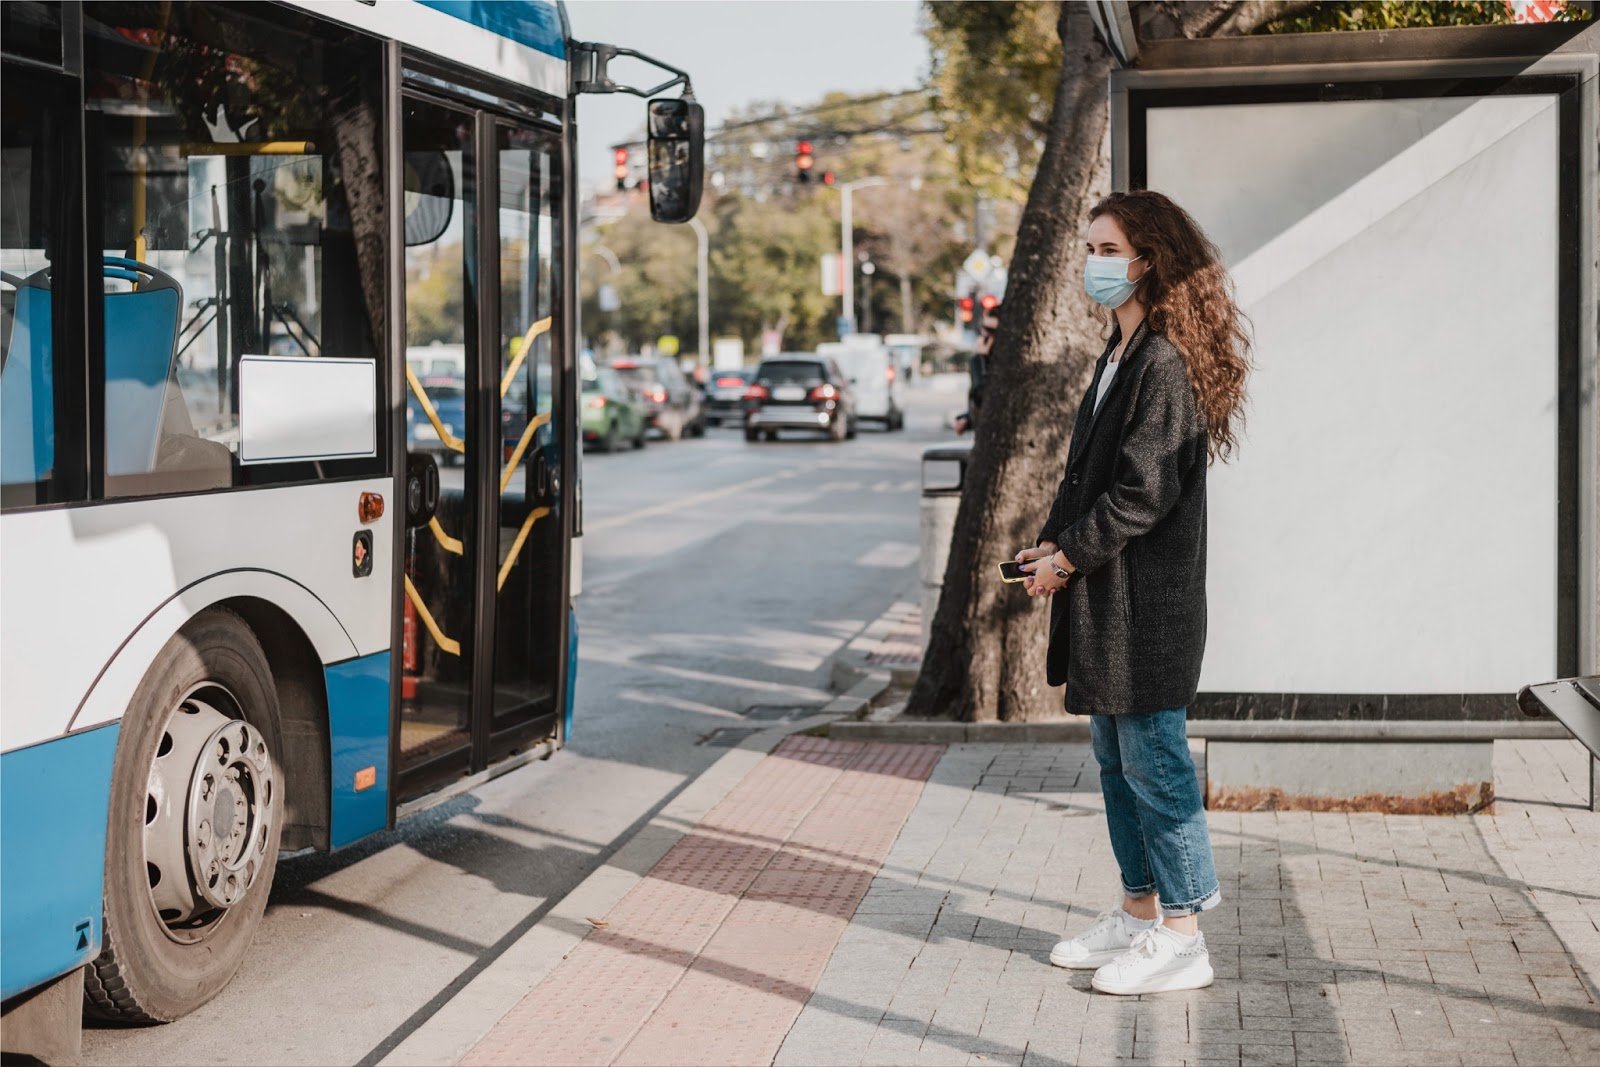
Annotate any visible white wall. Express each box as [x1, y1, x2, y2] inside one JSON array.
[[1147, 93, 1562, 693]]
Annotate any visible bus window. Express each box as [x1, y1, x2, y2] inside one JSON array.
[[83, 2, 386, 498], [0, 65, 72, 509]]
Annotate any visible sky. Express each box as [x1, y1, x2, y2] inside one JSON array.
[[565, 1, 930, 193]]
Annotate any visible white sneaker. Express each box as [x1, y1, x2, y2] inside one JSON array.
[[1049, 909, 1151, 970], [1090, 926, 1214, 995]]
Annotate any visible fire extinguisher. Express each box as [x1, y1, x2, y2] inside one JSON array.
[[402, 585, 420, 701]]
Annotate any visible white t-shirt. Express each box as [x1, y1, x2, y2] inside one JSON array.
[[1093, 359, 1121, 414]]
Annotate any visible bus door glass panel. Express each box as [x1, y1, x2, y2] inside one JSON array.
[[399, 97, 477, 780], [80, 2, 385, 498], [490, 124, 563, 741]]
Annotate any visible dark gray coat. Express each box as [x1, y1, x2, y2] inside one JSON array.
[[1037, 323, 1208, 716]]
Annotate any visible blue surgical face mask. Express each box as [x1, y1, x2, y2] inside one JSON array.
[[1084, 254, 1145, 309]]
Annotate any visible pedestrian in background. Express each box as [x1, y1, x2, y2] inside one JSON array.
[[954, 304, 999, 435], [1017, 190, 1250, 995]]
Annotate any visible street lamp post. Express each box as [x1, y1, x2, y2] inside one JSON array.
[[687, 215, 709, 369], [838, 176, 888, 336], [859, 259, 875, 334]]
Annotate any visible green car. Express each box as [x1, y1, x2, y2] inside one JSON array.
[[582, 365, 648, 452]]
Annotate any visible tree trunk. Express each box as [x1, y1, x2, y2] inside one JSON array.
[[906, 2, 1113, 722], [905, 0, 1323, 723]]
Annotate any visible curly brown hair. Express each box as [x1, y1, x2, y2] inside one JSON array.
[[1089, 190, 1251, 463]]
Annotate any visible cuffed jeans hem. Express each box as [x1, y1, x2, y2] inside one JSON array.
[[1159, 887, 1221, 918], [1121, 880, 1158, 899]]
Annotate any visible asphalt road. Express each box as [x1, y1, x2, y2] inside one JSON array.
[[82, 379, 965, 1066]]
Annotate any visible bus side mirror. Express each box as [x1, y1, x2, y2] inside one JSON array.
[[647, 98, 703, 224], [406, 453, 439, 528]]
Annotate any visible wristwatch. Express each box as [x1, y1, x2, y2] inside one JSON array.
[[1051, 555, 1073, 581]]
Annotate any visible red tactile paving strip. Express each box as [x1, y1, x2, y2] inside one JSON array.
[[460, 737, 941, 1067]]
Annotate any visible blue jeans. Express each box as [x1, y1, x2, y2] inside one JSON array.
[[1090, 707, 1221, 917]]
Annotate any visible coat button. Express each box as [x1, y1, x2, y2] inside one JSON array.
[[1069, 473, 1081, 487]]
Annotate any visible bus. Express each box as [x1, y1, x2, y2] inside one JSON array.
[[0, 0, 701, 1052]]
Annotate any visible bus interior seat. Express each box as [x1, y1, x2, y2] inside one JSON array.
[[102, 257, 230, 490], [0, 273, 54, 485]]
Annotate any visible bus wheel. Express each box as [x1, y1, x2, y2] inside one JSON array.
[[85, 611, 283, 1023]]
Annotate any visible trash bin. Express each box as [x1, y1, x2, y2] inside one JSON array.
[[920, 442, 973, 651]]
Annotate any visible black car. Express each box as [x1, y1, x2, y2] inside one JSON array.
[[610, 357, 706, 440], [744, 355, 856, 442], [703, 367, 753, 427]]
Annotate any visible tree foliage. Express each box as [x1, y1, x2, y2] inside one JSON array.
[[924, 2, 1062, 207], [1264, 0, 1587, 32]]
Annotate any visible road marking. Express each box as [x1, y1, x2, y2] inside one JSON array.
[[585, 468, 803, 534], [856, 540, 919, 568]]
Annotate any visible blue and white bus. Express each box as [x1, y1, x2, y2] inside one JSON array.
[[0, 0, 700, 1048]]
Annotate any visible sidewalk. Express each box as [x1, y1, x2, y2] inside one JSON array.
[[433, 732, 1597, 1067]]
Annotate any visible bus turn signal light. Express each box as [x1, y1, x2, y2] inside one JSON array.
[[354, 766, 377, 792], [359, 492, 384, 523]]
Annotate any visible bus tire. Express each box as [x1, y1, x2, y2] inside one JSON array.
[[85, 610, 283, 1024]]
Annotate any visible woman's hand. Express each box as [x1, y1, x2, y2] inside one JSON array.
[[1015, 542, 1056, 566], [1019, 545, 1070, 597]]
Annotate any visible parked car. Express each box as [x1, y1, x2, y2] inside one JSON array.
[[703, 367, 753, 426], [744, 355, 856, 442], [582, 365, 648, 452], [611, 356, 705, 440], [819, 338, 904, 430], [406, 374, 467, 466]]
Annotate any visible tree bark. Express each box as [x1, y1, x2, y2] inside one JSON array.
[[906, 2, 1113, 723]]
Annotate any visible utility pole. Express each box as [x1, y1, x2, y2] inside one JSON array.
[[688, 215, 709, 368]]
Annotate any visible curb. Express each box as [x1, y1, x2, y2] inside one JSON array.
[[377, 671, 897, 1066]]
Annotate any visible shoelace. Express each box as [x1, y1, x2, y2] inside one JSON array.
[[1124, 927, 1162, 960]]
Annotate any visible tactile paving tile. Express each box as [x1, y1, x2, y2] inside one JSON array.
[[461, 737, 941, 1067]]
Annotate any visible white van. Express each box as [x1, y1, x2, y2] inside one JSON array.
[[817, 338, 903, 430]]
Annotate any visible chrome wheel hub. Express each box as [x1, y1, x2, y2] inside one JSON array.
[[144, 687, 276, 939]]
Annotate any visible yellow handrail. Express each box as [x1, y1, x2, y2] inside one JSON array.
[[497, 507, 550, 591], [428, 516, 464, 556], [179, 141, 315, 156], [499, 411, 552, 495], [501, 317, 553, 399], [403, 575, 460, 657], [406, 366, 467, 454]]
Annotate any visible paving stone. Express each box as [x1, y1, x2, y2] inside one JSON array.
[[446, 738, 1600, 1067]]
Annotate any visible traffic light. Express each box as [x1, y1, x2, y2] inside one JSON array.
[[980, 294, 999, 312], [613, 147, 629, 191], [821, 171, 836, 186], [958, 295, 975, 325], [795, 140, 814, 183]]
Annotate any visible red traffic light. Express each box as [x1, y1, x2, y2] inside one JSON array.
[[821, 171, 836, 186], [979, 294, 999, 311], [958, 296, 975, 324], [796, 139, 815, 182], [613, 146, 629, 189]]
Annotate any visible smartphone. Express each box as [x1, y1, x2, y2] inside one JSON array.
[[998, 560, 1029, 583]]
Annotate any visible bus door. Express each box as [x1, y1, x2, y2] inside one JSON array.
[[397, 93, 567, 803]]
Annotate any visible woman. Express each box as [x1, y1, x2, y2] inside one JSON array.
[[1018, 190, 1250, 996]]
